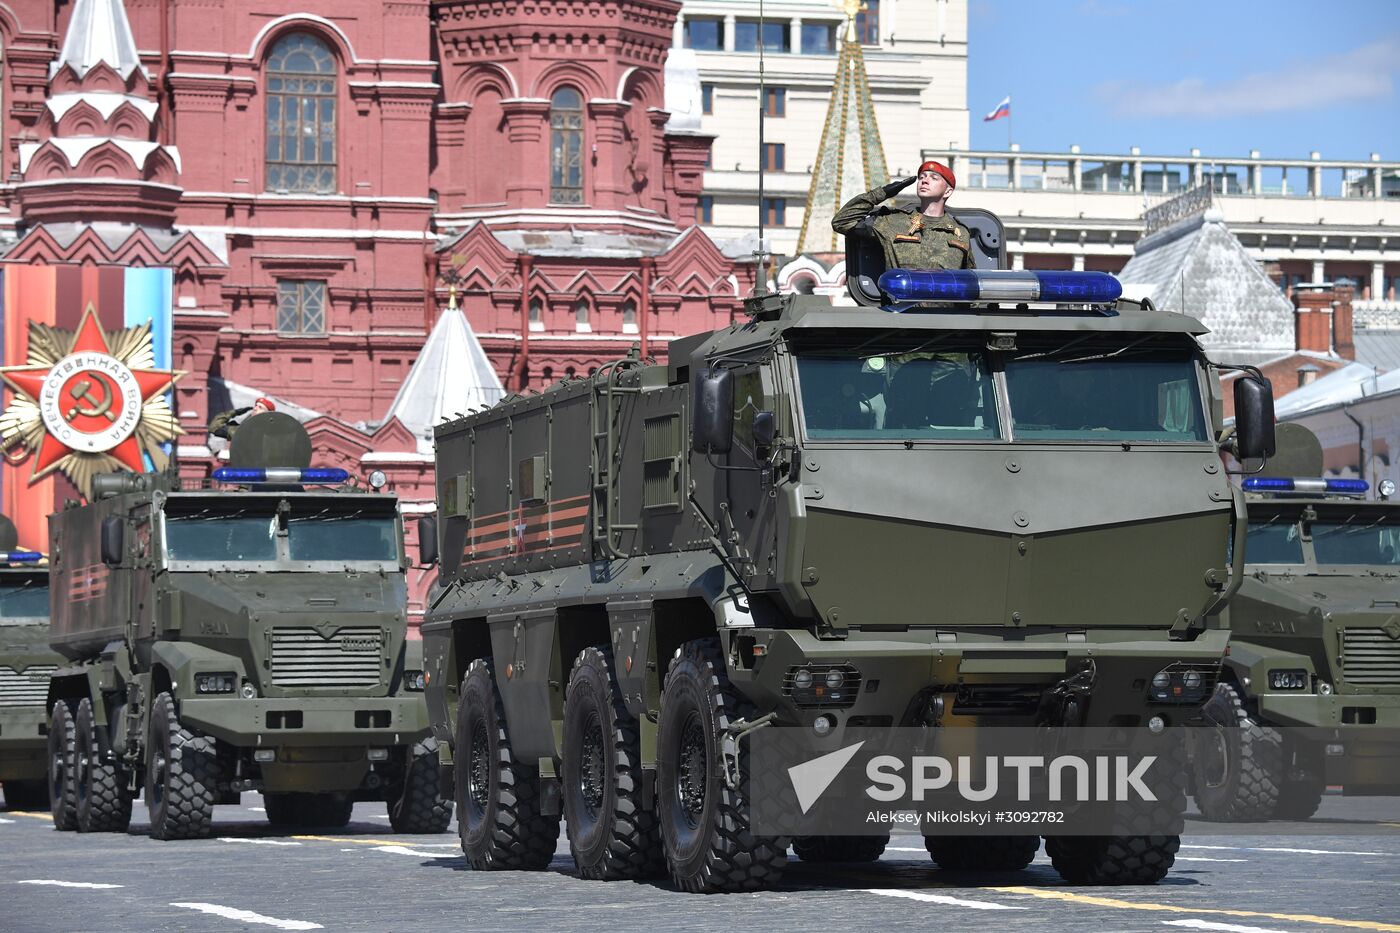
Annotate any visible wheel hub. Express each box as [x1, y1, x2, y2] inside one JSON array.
[[577, 710, 606, 820], [675, 711, 708, 830]]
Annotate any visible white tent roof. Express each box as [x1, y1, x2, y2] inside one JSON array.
[[381, 305, 504, 452]]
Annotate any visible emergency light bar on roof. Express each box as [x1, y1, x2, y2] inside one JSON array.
[[1242, 477, 1369, 495], [0, 550, 43, 563], [877, 269, 1123, 308], [212, 467, 349, 485]]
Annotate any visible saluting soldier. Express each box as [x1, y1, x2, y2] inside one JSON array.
[[207, 396, 275, 450], [832, 160, 974, 271]]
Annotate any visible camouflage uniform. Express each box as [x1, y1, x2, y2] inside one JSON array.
[[832, 186, 974, 271], [208, 407, 251, 440]]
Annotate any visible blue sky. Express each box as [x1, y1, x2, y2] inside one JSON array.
[[967, 0, 1400, 162]]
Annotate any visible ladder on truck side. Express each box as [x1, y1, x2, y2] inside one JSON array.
[[589, 354, 644, 560]]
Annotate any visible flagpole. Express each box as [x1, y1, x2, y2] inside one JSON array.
[[1007, 95, 1012, 151]]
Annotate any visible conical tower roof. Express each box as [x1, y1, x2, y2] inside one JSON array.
[[381, 301, 505, 452], [796, 2, 889, 254], [53, 0, 144, 79]]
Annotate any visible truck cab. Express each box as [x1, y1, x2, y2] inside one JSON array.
[[0, 528, 57, 811]]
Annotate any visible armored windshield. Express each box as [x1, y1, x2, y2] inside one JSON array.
[[288, 516, 398, 561], [1244, 522, 1305, 564], [796, 351, 999, 440], [165, 514, 278, 562], [1004, 355, 1207, 443], [1312, 519, 1400, 566], [0, 584, 49, 623]]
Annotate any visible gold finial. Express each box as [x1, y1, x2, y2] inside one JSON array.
[[448, 283, 459, 311], [836, 0, 867, 43]]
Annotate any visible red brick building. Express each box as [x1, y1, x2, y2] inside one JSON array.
[[0, 0, 753, 614]]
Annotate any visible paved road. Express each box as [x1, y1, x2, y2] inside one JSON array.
[[3, 791, 1398, 933]]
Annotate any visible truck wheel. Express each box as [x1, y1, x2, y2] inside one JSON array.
[[926, 834, 1038, 870], [2, 779, 49, 811], [47, 701, 78, 831], [792, 834, 889, 863], [145, 692, 216, 840], [656, 638, 788, 893], [1190, 682, 1282, 821], [1045, 834, 1180, 884], [388, 740, 454, 834], [455, 658, 560, 870], [74, 698, 132, 833], [561, 646, 663, 880]]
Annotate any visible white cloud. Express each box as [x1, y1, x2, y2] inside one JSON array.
[[1093, 35, 1399, 119]]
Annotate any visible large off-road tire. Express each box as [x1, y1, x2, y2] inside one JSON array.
[[1046, 833, 1180, 885], [656, 638, 788, 893], [47, 701, 77, 831], [1275, 739, 1326, 821], [263, 792, 353, 829], [561, 646, 664, 880], [455, 658, 560, 870], [1190, 682, 1283, 821], [388, 740, 454, 834], [145, 691, 216, 840], [2, 779, 49, 811], [74, 698, 132, 833], [926, 834, 1038, 871], [793, 834, 889, 863]]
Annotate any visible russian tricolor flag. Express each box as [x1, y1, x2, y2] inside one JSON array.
[[983, 95, 1010, 122]]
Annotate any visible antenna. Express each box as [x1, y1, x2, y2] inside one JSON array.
[[753, 0, 771, 296]]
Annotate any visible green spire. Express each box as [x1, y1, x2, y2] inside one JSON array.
[[796, 13, 889, 254]]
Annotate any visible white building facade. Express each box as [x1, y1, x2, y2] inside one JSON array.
[[679, 0, 970, 255]]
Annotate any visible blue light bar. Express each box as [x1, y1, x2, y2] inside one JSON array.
[[212, 467, 349, 485], [1242, 477, 1370, 494], [877, 269, 1123, 306], [0, 550, 43, 563]]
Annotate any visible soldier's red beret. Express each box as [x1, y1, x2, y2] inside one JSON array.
[[918, 160, 956, 189]]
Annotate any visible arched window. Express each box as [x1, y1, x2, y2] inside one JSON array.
[[529, 297, 543, 331], [621, 299, 638, 333], [575, 298, 591, 331], [550, 87, 584, 203], [266, 34, 337, 193]]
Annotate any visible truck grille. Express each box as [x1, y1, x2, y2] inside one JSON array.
[[0, 664, 55, 707], [1340, 628, 1400, 686], [269, 627, 383, 688]]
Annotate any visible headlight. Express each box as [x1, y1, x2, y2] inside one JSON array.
[[1148, 665, 1214, 703], [793, 669, 814, 689], [824, 669, 845, 690], [195, 673, 236, 694], [1268, 669, 1308, 691], [404, 670, 426, 691]]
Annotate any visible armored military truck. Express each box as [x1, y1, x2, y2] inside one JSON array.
[[0, 516, 58, 811], [1190, 423, 1400, 821], [419, 210, 1276, 891], [45, 413, 451, 838]]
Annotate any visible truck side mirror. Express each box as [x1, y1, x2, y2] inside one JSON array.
[[417, 514, 439, 567], [691, 368, 734, 454], [1233, 375, 1277, 462], [100, 516, 124, 567], [752, 410, 776, 450]]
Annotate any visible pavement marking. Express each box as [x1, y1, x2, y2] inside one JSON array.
[[246, 807, 266, 812], [5, 810, 52, 821], [371, 844, 460, 859], [217, 837, 302, 846], [0, 817, 13, 823], [1174, 857, 1249, 863], [1182, 844, 1391, 857], [170, 903, 322, 931], [1163, 921, 1292, 933], [19, 880, 123, 889], [865, 889, 1025, 910], [990, 887, 1400, 932], [292, 834, 451, 848]]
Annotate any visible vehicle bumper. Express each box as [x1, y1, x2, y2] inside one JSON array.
[[0, 707, 49, 781], [178, 694, 431, 748], [1257, 693, 1400, 793], [730, 627, 1229, 734]]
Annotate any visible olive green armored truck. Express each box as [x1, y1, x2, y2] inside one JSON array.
[[1191, 423, 1400, 821], [0, 515, 58, 811], [419, 210, 1275, 892], [44, 413, 450, 838]]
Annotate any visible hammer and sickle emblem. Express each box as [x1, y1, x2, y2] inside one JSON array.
[[65, 378, 116, 423]]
